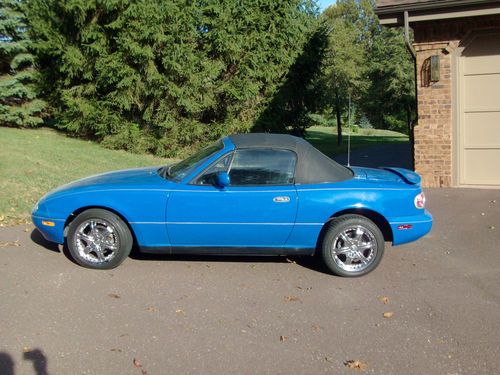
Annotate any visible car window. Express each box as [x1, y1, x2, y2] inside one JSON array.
[[195, 153, 233, 185], [229, 149, 296, 186], [166, 140, 224, 181]]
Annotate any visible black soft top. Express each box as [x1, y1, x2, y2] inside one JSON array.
[[228, 133, 353, 184]]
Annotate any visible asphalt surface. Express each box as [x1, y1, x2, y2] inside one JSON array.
[[334, 144, 412, 170], [0, 188, 499, 375]]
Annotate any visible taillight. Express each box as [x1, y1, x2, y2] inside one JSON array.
[[414, 192, 426, 209]]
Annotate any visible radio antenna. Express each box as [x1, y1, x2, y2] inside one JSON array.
[[347, 93, 351, 167]]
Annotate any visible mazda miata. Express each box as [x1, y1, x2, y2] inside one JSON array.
[[32, 133, 432, 276]]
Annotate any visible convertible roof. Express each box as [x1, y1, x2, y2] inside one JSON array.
[[228, 133, 353, 184]]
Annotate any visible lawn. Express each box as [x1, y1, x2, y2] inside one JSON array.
[[0, 127, 170, 226], [0, 125, 408, 226], [305, 126, 408, 157]]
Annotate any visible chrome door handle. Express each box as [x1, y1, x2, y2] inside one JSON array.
[[273, 196, 290, 203]]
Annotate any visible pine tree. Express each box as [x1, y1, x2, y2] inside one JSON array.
[[26, 0, 317, 156], [0, 0, 45, 127]]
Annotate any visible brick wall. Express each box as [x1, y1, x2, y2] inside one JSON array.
[[412, 16, 500, 187]]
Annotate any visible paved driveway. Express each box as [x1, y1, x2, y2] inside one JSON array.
[[334, 144, 412, 169], [0, 189, 499, 375]]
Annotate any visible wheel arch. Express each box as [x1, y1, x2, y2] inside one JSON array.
[[316, 208, 393, 251], [63, 206, 138, 247]]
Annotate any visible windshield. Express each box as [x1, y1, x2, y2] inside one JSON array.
[[160, 140, 224, 181]]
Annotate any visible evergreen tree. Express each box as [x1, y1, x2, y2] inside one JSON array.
[[362, 27, 415, 134], [321, 1, 369, 145], [0, 0, 45, 127], [26, 0, 317, 156]]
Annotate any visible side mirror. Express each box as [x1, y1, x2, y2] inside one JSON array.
[[215, 171, 230, 188]]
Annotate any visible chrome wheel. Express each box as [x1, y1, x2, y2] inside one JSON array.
[[331, 225, 377, 273], [74, 219, 119, 264]]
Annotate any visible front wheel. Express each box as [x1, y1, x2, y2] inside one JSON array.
[[67, 209, 133, 269], [321, 215, 384, 277]]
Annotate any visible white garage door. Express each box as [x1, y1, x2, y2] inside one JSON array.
[[460, 32, 500, 186]]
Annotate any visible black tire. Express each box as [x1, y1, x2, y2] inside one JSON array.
[[66, 209, 133, 269], [321, 214, 384, 277]]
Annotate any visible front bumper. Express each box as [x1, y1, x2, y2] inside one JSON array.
[[32, 214, 65, 244], [389, 210, 433, 246]]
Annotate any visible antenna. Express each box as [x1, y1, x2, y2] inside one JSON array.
[[347, 93, 351, 167]]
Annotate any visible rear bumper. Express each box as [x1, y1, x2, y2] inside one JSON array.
[[389, 210, 433, 246], [32, 215, 65, 244]]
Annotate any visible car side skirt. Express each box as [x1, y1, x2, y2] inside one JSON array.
[[139, 246, 315, 256]]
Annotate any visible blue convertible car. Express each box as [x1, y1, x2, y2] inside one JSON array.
[[32, 133, 432, 276]]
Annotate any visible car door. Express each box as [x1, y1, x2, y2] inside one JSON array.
[[166, 148, 298, 247]]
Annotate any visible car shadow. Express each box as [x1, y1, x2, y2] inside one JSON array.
[[30, 229, 80, 266], [130, 250, 332, 275], [30, 232, 332, 275], [30, 230, 59, 253]]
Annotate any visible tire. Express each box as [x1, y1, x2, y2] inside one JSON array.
[[67, 209, 133, 269], [321, 215, 384, 277]]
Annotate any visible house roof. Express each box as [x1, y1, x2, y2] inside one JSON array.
[[376, 0, 500, 26], [228, 133, 353, 184]]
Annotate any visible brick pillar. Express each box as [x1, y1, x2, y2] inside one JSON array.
[[414, 42, 453, 187]]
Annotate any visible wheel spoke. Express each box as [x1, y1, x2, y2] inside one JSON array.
[[77, 232, 94, 243], [354, 228, 364, 244], [357, 241, 375, 251], [343, 256, 353, 265], [333, 246, 351, 255], [103, 241, 117, 250], [339, 232, 354, 246]]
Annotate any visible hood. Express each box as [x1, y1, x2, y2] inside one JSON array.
[[44, 166, 168, 199], [351, 166, 421, 185]]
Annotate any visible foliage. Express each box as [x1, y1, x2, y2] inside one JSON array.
[[26, 0, 318, 157], [0, 0, 45, 127], [362, 27, 415, 134], [254, 25, 327, 137], [316, 0, 415, 138], [319, 0, 373, 144]]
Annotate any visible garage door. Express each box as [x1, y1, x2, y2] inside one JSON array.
[[460, 32, 500, 186]]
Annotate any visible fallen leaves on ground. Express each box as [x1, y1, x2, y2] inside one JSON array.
[[378, 296, 389, 304], [175, 309, 186, 316], [284, 295, 301, 302], [0, 240, 20, 248], [108, 293, 121, 299], [279, 335, 288, 342], [146, 306, 156, 312], [285, 258, 297, 264], [133, 358, 149, 375], [383, 312, 394, 318], [344, 360, 368, 371], [489, 225, 495, 230], [110, 348, 122, 352]]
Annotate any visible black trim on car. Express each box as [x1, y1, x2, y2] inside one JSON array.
[[139, 246, 315, 256]]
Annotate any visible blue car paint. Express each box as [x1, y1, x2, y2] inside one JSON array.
[[32, 137, 432, 252]]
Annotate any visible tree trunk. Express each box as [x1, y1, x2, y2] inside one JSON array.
[[335, 92, 342, 146]]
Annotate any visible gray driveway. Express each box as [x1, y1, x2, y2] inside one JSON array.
[[0, 188, 499, 374], [334, 144, 412, 169]]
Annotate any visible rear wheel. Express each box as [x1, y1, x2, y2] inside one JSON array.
[[67, 209, 133, 269], [321, 215, 384, 277]]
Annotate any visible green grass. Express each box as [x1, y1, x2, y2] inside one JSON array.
[[306, 126, 409, 158], [0, 127, 170, 225]]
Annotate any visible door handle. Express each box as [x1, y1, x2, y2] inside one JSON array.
[[273, 196, 290, 203]]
